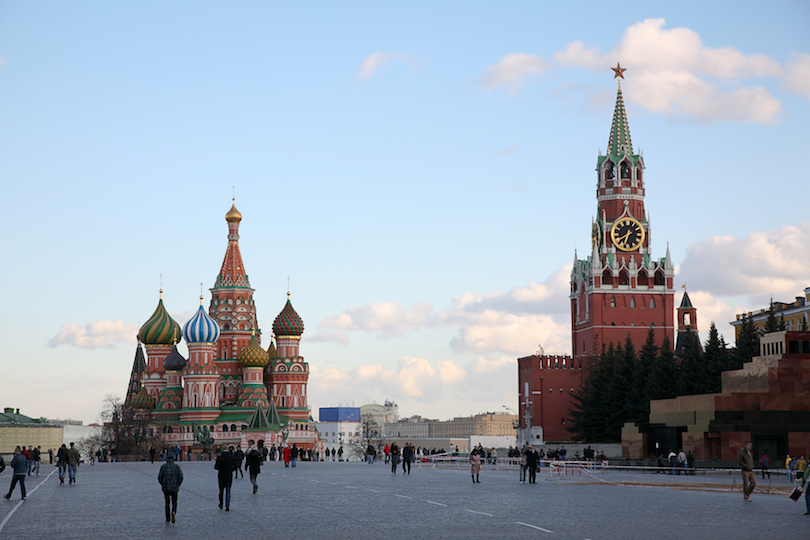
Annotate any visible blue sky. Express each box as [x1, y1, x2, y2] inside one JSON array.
[[1, 1, 808, 424]]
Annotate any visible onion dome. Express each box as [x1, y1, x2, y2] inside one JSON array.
[[138, 291, 182, 345], [225, 199, 242, 223], [272, 293, 304, 337], [238, 335, 269, 368], [163, 346, 187, 371], [183, 300, 221, 343], [132, 386, 155, 410]]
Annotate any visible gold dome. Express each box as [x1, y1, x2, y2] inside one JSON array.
[[225, 199, 242, 223]]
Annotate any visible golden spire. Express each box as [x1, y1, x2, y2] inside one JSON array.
[[225, 197, 242, 223]]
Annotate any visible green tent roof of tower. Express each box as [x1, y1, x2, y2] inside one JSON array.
[[597, 84, 644, 170]]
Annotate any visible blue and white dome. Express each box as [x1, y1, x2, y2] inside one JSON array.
[[183, 303, 221, 343]]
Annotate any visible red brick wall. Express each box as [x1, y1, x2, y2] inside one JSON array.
[[518, 355, 583, 442]]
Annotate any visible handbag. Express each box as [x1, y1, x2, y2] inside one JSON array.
[[789, 486, 802, 501]]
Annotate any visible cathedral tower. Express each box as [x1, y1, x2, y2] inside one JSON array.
[[137, 290, 182, 401]]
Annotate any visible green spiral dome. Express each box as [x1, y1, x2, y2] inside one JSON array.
[[132, 386, 155, 410], [138, 294, 182, 345]]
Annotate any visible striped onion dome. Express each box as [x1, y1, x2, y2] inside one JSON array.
[[183, 301, 221, 344], [272, 294, 304, 337], [138, 291, 182, 345], [132, 386, 155, 410], [238, 335, 269, 368], [163, 346, 187, 371]]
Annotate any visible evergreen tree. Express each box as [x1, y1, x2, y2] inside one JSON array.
[[630, 328, 658, 424], [778, 315, 786, 331], [568, 343, 618, 442], [763, 300, 779, 334], [700, 322, 727, 393], [734, 313, 760, 368], [801, 316, 809, 332], [607, 337, 637, 440], [676, 330, 703, 396], [646, 336, 679, 401]]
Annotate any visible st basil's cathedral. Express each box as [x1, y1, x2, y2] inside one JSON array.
[[124, 200, 319, 455]]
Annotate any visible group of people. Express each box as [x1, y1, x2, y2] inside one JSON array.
[[658, 449, 696, 475], [1, 442, 81, 501], [517, 444, 541, 484], [386, 442, 417, 474], [786, 454, 808, 482]]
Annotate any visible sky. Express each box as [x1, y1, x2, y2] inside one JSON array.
[[1, 1, 808, 425]]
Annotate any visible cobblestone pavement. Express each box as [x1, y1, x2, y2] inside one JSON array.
[[0, 460, 805, 539]]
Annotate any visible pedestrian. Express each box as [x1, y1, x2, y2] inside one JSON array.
[[56, 444, 68, 484], [31, 446, 41, 475], [214, 446, 235, 511], [390, 443, 400, 474], [384, 443, 391, 464], [470, 449, 481, 484], [337, 446, 344, 462], [246, 444, 262, 494], [3, 447, 27, 501], [738, 441, 756, 502], [519, 445, 528, 483], [686, 450, 695, 475], [677, 449, 687, 473], [786, 455, 793, 482], [761, 454, 771, 479], [67, 442, 81, 484], [291, 444, 299, 467], [233, 445, 244, 479], [367, 444, 375, 464], [149, 446, 156, 464], [158, 453, 183, 523], [23, 447, 32, 475], [801, 460, 810, 515], [283, 444, 291, 468], [667, 450, 677, 475], [331, 447, 336, 462], [95, 449, 102, 463], [0, 454, 5, 475], [526, 445, 539, 484], [402, 443, 413, 474], [174, 445, 181, 462]]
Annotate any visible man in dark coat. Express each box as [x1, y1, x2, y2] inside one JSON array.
[[158, 454, 183, 523], [526, 445, 539, 484], [233, 445, 244, 479], [390, 443, 400, 474], [214, 446, 235, 510], [402, 443, 413, 474], [3, 447, 27, 500], [245, 445, 262, 494], [56, 444, 69, 484], [290, 444, 299, 468]]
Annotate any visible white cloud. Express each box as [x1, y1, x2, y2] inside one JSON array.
[[784, 52, 810, 101], [308, 330, 349, 344], [477, 53, 549, 93], [356, 51, 408, 81], [678, 222, 810, 302], [554, 18, 783, 123], [48, 319, 139, 349], [317, 301, 433, 338]]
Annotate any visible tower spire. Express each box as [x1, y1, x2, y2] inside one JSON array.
[[607, 63, 632, 158]]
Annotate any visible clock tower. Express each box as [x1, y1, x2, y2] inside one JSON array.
[[570, 65, 676, 364]]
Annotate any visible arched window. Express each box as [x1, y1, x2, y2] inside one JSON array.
[[650, 298, 655, 309], [620, 161, 631, 179], [618, 268, 629, 286], [638, 270, 649, 287], [654, 270, 665, 286], [684, 313, 691, 325], [231, 424, 237, 432], [610, 297, 616, 308], [223, 424, 229, 432], [603, 268, 613, 287], [604, 161, 615, 182], [630, 298, 636, 308]]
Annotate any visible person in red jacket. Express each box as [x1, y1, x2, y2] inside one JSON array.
[[282, 445, 291, 468], [384, 444, 391, 464]]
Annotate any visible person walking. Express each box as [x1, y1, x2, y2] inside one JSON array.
[[3, 447, 27, 501], [526, 445, 539, 484], [390, 443, 400, 474], [149, 446, 156, 464], [786, 454, 794, 482], [31, 446, 41, 475], [367, 444, 375, 464], [738, 441, 756, 502], [214, 446, 235, 511], [801, 460, 810, 515], [667, 450, 677, 475], [246, 444, 262, 494], [402, 443, 413, 474], [282, 445, 291, 468], [67, 442, 81, 484], [330, 447, 336, 462], [56, 444, 69, 484], [290, 444, 299, 468], [686, 450, 695, 475], [519, 445, 528, 483], [233, 445, 244, 479], [470, 450, 482, 484], [158, 454, 183, 523], [761, 454, 771, 479], [384, 443, 391, 464]]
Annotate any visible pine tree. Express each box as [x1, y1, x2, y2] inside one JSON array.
[[734, 313, 760, 368], [676, 330, 703, 396], [700, 322, 727, 393], [568, 343, 618, 442], [630, 328, 658, 424], [646, 336, 679, 401], [801, 316, 809, 332], [606, 337, 636, 440], [778, 315, 786, 331], [763, 300, 779, 334]]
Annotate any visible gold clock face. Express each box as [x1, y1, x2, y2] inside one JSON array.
[[610, 217, 645, 252], [591, 221, 601, 248]]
